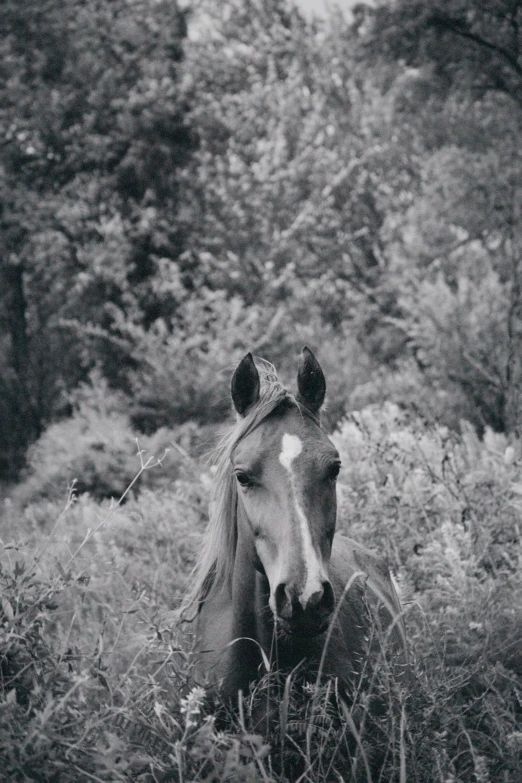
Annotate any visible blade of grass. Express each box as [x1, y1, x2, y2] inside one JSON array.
[[340, 698, 373, 783]]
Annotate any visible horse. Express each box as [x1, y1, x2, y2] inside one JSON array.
[[183, 348, 407, 704]]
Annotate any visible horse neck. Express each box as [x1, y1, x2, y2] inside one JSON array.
[[219, 503, 273, 698], [230, 503, 272, 639]]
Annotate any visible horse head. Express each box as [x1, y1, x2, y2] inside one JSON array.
[[230, 347, 340, 637]]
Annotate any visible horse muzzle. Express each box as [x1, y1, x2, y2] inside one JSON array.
[[273, 580, 334, 637]]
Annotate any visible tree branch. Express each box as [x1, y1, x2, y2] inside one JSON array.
[[430, 12, 522, 79], [461, 350, 504, 390]]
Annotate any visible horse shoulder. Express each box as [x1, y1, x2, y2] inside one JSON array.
[[330, 534, 407, 653], [332, 534, 397, 602]]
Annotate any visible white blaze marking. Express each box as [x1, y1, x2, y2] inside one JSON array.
[[278, 433, 324, 609], [279, 432, 302, 469]]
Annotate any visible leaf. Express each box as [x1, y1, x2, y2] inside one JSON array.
[[6, 689, 17, 705], [1, 598, 14, 621], [13, 560, 25, 578], [225, 637, 271, 672]]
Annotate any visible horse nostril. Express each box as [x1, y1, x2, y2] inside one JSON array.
[[307, 580, 334, 616], [323, 580, 335, 613], [274, 583, 293, 619]]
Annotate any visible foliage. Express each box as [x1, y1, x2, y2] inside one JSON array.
[[1, 1, 521, 778], [0, 460, 206, 781], [0, 0, 193, 476], [5, 0, 522, 478], [175, 0, 522, 436], [10, 374, 184, 505], [334, 405, 522, 780], [0, 404, 520, 781], [362, 0, 522, 433], [128, 292, 375, 433], [370, 0, 522, 108]]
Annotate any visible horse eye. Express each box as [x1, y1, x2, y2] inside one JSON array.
[[327, 462, 341, 481], [236, 472, 252, 487]]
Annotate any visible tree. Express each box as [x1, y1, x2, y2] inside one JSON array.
[[344, 0, 522, 433], [0, 0, 193, 476], [370, 1, 522, 108]]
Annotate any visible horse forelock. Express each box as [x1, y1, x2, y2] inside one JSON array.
[[182, 358, 296, 618]]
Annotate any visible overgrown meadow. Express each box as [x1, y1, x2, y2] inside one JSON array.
[[1, 390, 520, 782], [2, 0, 522, 779]]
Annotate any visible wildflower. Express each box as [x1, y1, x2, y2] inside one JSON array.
[[180, 686, 206, 728]]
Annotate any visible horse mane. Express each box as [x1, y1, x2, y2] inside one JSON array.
[[181, 358, 299, 620]]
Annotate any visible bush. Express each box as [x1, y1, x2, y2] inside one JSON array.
[[347, 358, 481, 433], [333, 405, 522, 780], [127, 291, 374, 435], [9, 375, 206, 507]]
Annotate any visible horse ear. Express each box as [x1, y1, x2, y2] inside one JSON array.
[[231, 353, 261, 416], [296, 346, 326, 415]]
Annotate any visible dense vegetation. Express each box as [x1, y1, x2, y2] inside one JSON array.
[[4, 0, 522, 476], [1, 0, 521, 780], [1, 406, 521, 781]]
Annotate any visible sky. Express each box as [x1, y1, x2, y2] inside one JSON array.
[[295, 0, 329, 16], [295, 0, 366, 19]]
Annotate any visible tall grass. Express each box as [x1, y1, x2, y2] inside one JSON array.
[[0, 407, 520, 781]]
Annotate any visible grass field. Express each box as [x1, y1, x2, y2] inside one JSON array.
[[0, 404, 521, 781]]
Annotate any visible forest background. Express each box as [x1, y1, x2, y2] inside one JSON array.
[[5, 0, 522, 481], [0, 1, 521, 781]]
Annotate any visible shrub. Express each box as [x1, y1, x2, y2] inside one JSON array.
[[333, 405, 522, 780], [9, 374, 208, 508], [347, 358, 481, 433], [127, 291, 374, 435]]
